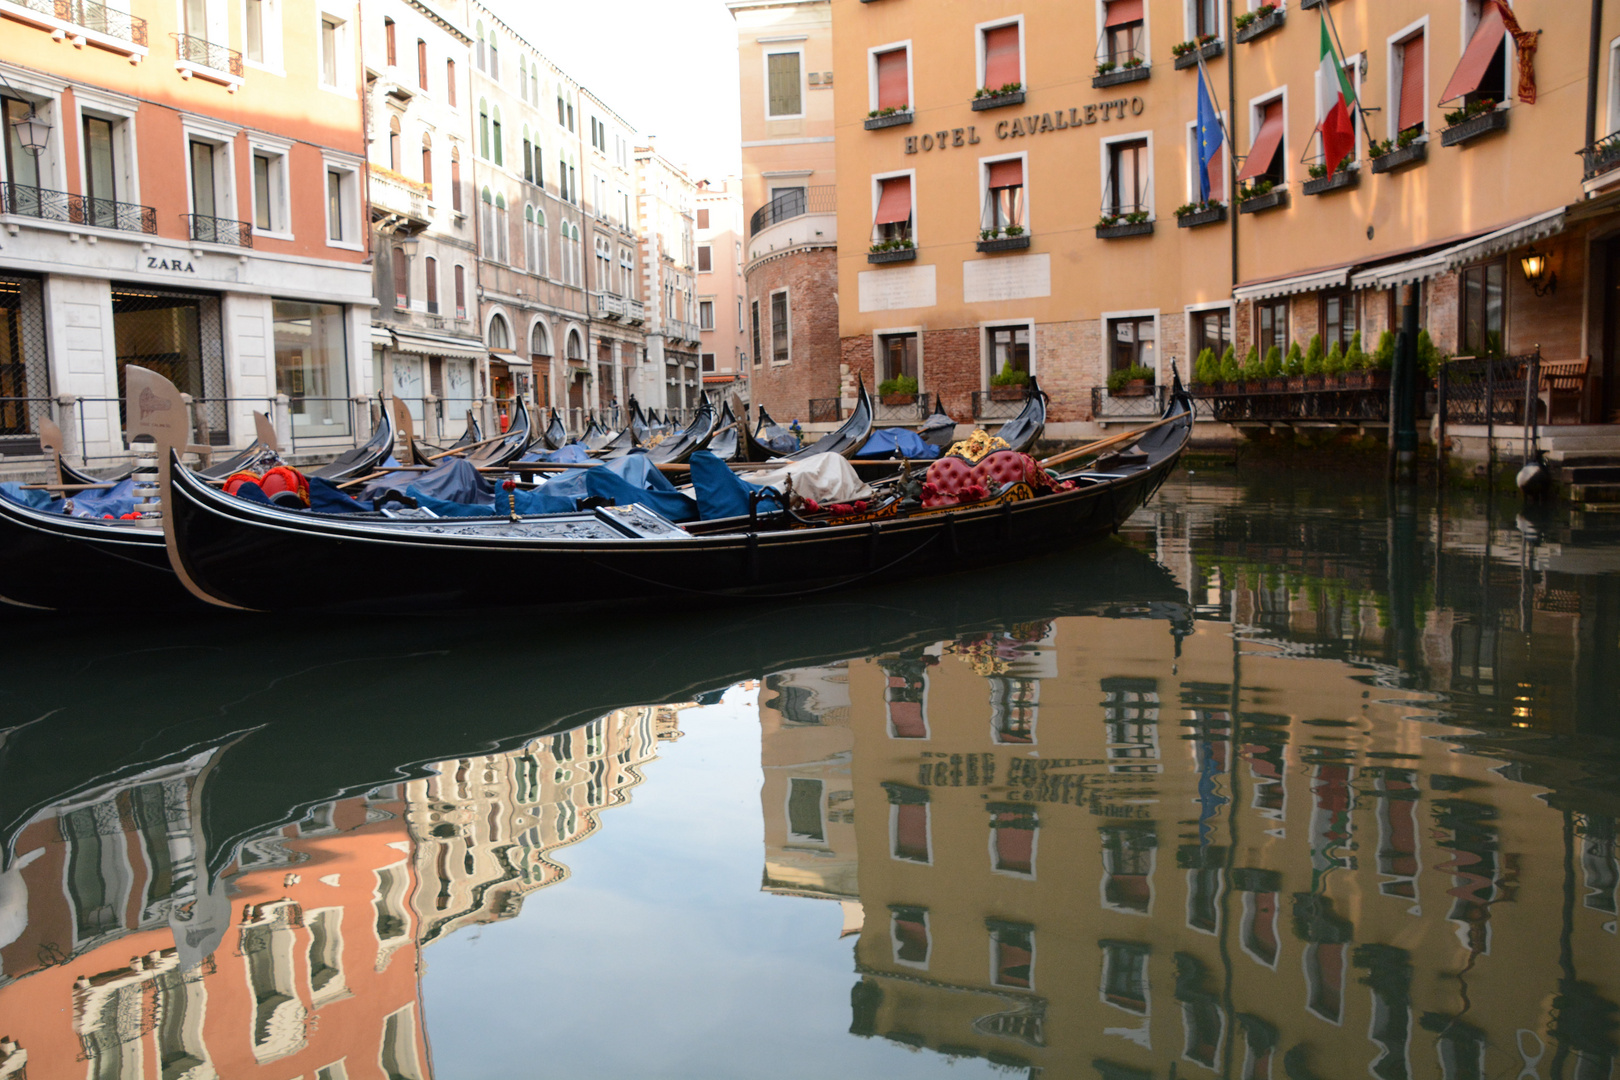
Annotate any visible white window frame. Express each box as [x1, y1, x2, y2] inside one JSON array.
[[988, 924, 1036, 991], [1101, 307, 1163, 384], [241, 0, 284, 75], [869, 167, 917, 245], [181, 116, 240, 227], [888, 800, 932, 865], [871, 324, 924, 393], [890, 908, 931, 970], [1183, 0, 1226, 42], [1183, 114, 1229, 202], [698, 298, 715, 331], [248, 133, 294, 239], [0, 70, 67, 193], [973, 14, 1025, 90], [73, 87, 140, 218], [1386, 17, 1431, 142], [1246, 87, 1289, 185], [784, 777, 827, 846], [980, 317, 1036, 389], [1460, 0, 1516, 96], [1094, 0, 1152, 66], [762, 45, 806, 120], [1184, 301, 1235, 369], [866, 39, 914, 113], [1098, 129, 1154, 219], [768, 286, 791, 365], [978, 150, 1030, 232], [321, 154, 363, 252], [1313, 51, 1364, 166], [317, 8, 355, 97]]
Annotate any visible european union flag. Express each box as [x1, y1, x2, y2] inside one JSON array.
[[1195, 72, 1223, 202]]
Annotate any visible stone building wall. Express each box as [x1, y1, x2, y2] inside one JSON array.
[[745, 245, 840, 423]]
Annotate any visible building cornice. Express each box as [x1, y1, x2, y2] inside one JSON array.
[[406, 0, 471, 44]]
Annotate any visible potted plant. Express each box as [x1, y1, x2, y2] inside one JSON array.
[[1323, 340, 1347, 387], [1263, 345, 1285, 391], [1284, 342, 1305, 390], [878, 373, 919, 405], [1108, 364, 1155, 396], [1193, 347, 1218, 393], [1217, 344, 1240, 393], [1369, 330, 1395, 389], [1342, 332, 1368, 388], [973, 81, 1024, 109], [865, 104, 914, 128], [1096, 60, 1117, 75], [1302, 334, 1324, 389], [990, 362, 1030, 400]]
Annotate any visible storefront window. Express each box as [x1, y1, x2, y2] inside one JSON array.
[[113, 285, 228, 443], [1257, 300, 1288, 358], [273, 300, 351, 437], [1460, 262, 1505, 357], [1192, 308, 1231, 357], [1108, 316, 1156, 374], [1322, 288, 1357, 351], [0, 273, 48, 440]]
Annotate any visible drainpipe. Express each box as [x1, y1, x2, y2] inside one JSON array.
[[1228, 0, 1239, 299], [1588, 0, 1605, 153]]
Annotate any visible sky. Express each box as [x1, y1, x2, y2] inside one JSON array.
[[507, 0, 744, 183]]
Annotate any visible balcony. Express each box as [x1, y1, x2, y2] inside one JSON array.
[[173, 31, 243, 88], [1173, 38, 1223, 70], [594, 292, 628, 320], [1234, 6, 1283, 44], [1302, 167, 1359, 197], [184, 213, 252, 247], [666, 318, 700, 345], [1, 182, 156, 234], [1583, 133, 1620, 184], [1092, 58, 1149, 89], [368, 164, 430, 227], [749, 185, 836, 237], [0, 0, 146, 55], [626, 299, 646, 324]]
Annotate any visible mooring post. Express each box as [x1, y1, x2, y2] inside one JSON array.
[[1389, 283, 1420, 481]]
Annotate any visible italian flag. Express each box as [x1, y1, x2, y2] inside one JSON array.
[[1317, 18, 1357, 175]]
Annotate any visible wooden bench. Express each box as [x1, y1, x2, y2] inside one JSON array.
[[1538, 357, 1589, 425]]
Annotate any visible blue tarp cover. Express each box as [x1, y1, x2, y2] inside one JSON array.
[[532, 455, 696, 522], [518, 442, 590, 464], [0, 482, 63, 512], [687, 451, 782, 520], [1, 478, 141, 518], [855, 428, 940, 460], [308, 477, 368, 514], [359, 457, 493, 506]]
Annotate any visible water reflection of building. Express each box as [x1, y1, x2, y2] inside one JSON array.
[[759, 611, 1620, 1078], [405, 705, 687, 943]]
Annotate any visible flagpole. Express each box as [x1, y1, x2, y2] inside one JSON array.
[[1194, 50, 1237, 168], [1320, 2, 1375, 141]]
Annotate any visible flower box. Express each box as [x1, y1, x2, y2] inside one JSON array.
[[1235, 8, 1284, 43], [976, 234, 1031, 252], [1370, 140, 1427, 174], [1092, 64, 1150, 89], [972, 90, 1025, 111], [1441, 108, 1508, 147], [864, 111, 914, 130], [868, 248, 917, 264], [1303, 375, 1325, 390], [1115, 379, 1151, 397], [1173, 39, 1223, 71], [880, 393, 918, 406], [1263, 378, 1287, 393], [1286, 376, 1305, 392], [1238, 188, 1288, 215], [1096, 220, 1155, 239], [1177, 204, 1227, 229], [1345, 371, 1369, 389], [989, 385, 1028, 401], [1302, 168, 1359, 196]]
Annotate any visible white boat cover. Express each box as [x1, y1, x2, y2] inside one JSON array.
[[751, 453, 875, 504]]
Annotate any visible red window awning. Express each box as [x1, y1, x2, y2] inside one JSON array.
[[876, 48, 908, 110], [874, 175, 912, 224], [1105, 0, 1144, 27], [984, 24, 1020, 88], [1236, 100, 1284, 182], [895, 803, 928, 859], [1399, 35, 1426, 131], [1440, 6, 1506, 103], [987, 158, 1023, 189]]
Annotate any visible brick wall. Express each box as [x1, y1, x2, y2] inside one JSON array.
[[744, 246, 839, 422]]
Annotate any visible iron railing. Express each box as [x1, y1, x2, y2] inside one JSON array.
[[184, 213, 253, 248], [808, 398, 841, 424], [0, 183, 156, 234], [971, 390, 1029, 421], [1581, 132, 1620, 181], [1092, 386, 1169, 419], [66, 0, 145, 43], [1197, 381, 1391, 423], [749, 185, 837, 237], [172, 32, 243, 76], [871, 393, 935, 423], [1437, 354, 1537, 427]]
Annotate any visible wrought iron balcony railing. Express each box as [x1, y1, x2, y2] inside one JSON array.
[[173, 32, 243, 77], [749, 185, 836, 237], [184, 213, 252, 247], [0, 182, 156, 234], [7, 0, 145, 45], [1581, 132, 1620, 181]]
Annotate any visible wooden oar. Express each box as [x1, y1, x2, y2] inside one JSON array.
[[22, 482, 118, 492], [1038, 412, 1183, 471]]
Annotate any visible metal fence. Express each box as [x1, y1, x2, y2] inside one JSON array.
[[808, 398, 841, 424], [1092, 386, 1170, 419], [1197, 382, 1391, 423], [971, 391, 1029, 421], [1436, 354, 1537, 427]]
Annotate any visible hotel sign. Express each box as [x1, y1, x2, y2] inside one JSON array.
[[904, 96, 1146, 154]]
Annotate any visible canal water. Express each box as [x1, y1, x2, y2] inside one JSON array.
[[2, 470, 1617, 1079]]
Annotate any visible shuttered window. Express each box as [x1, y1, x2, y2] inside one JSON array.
[[983, 24, 1020, 88], [875, 47, 908, 110], [1236, 99, 1285, 183], [767, 52, 802, 116], [894, 803, 929, 861], [1399, 34, 1425, 133]]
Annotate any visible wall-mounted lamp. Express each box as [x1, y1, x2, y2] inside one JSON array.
[[1520, 245, 1557, 298], [7, 101, 50, 158]]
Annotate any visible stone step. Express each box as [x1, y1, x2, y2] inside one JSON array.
[[1560, 464, 1620, 484], [1569, 483, 1620, 503], [1539, 434, 1620, 452]]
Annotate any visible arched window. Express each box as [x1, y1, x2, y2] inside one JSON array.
[[567, 328, 583, 362], [519, 56, 527, 99], [424, 255, 438, 313], [493, 193, 508, 264], [524, 204, 546, 276], [421, 133, 432, 194], [522, 126, 533, 183], [388, 116, 401, 171], [491, 106, 503, 167], [488, 32, 500, 81], [530, 320, 550, 358], [454, 263, 467, 319], [489, 313, 511, 351], [384, 17, 396, 66], [392, 245, 408, 308], [480, 186, 495, 263], [479, 99, 489, 159], [475, 22, 485, 70]]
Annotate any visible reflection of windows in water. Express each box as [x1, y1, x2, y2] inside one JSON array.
[[1310, 764, 1355, 876], [1374, 769, 1420, 900], [1102, 677, 1160, 773], [1431, 799, 1501, 950], [988, 919, 1034, 990], [885, 782, 930, 864], [584, 718, 605, 757], [551, 731, 574, 762], [1179, 845, 1224, 934], [989, 803, 1037, 876], [1100, 940, 1150, 1013], [1582, 815, 1619, 914], [764, 672, 823, 725], [78, 981, 144, 1073], [242, 905, 305, 1059], [586, 758, 607, 807], [374, 864, 410, 944], [307, 908, 344, 999], [1423, 1014, 1487, 1080], [515, 753, 540, 804], [1240, 890, 1279, 968], [1238, 1013, 1280, 1080], [890, 905, 930, 967], [1175, 952, 1223, 1068], [61, 800, 129, 943], [155, 967, 209, 1078], [130, 779, 192, 921], [1101, 824, 1156, 914], [381, 1005, 427, 1080], [989, 677, 1039, 744], [881, 658, 930, 739], [1303, 942, 1347, 1023], [1243, 731, 1288, 821], [787, 777, 825, 842], [1354, 944, 1414, 1080]]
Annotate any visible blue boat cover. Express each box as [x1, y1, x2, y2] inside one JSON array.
[[855, 428, 940, 460], [533, 455, 697, 522], [67, 478, 139, 518], [308, 477, 368, 514], [404, 489, 497, 517], [687, 451, 782, 520], [359, 457, 493, 506], [518, 442, 590, 464], [0, 481, 64, 513]]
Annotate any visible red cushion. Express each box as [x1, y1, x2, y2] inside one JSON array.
[[969, 451, 1035, 490]]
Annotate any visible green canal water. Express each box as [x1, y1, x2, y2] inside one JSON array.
[[1, 470, 1617, 1078]]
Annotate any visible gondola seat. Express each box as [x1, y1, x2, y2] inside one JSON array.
[[921, 456, 986, 508], [970, 450, 1039, 490]]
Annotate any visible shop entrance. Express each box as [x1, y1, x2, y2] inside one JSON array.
[[0, 273, 48, 447], [111, 285, 227, 443]]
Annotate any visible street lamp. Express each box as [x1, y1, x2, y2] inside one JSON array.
[[1519, 245, 1557, 298], [8, 102, 50, 158]]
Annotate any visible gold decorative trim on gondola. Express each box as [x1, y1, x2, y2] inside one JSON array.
[[789, 482, 1038, 528], [943, 429, 1011, 464]]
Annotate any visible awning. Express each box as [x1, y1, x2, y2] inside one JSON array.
[[1440, 6, 1506, 103], [1234, 265, 1350, 302], [370, 326, 394, 349], [988, 158, 1023, 188], [875, 176, 912, 224], [487, 349, 529, 368], [1105, 0, 1143, 27], [1350, 208, 1567, 290], [388, 329, 489, 362], [1236, 101, 1284, 183]]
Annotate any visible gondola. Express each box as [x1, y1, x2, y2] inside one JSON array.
[[581, 415, 612, 453], [642, 396, 717, 465], [462, 395, 532, 469], [753, 405, 800, 456], [44, 411, 283, 486], [592, 416, 638, 458], [540, 408, 570, 451], [149, 365, 1194, 613], [991, 377, 1047, 455], [407, 410, 482, 466], [304, 401, 397, 481], [628, 398, 651, 444], [917, 398, 960, 449], [706, 398, 741, 461], [781, 376, 873, 461]]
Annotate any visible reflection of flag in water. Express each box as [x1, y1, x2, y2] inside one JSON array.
[[1196, 737, 1229, 846], [1309, 763, 1354, 886], [1195, 69, 1224, 202]]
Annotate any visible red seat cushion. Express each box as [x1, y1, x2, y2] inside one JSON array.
[[970, 450, 1035, 490]]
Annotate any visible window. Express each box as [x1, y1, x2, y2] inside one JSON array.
[[475, 23, 484, 71], [1190, 0, 1220, 39], [887, 784, 930, 863], [770, 291, 790, 364], [751, 300, 761, 365], [446, 59, 456, 107], [988, 920, 1034, 990], [450, 151, 462, 213], [988, 324, 1030, 379], [1109, 316, 1156, 375], [701, 352, 715, 372], [697, 245, 712, 272], [880, 332, 918, 385], [696, 207, 710, 229], [1321, 288, 1356, 351], [1256, 299, 1287, 356], [766, 51, 802, 117], [557, 93, 566, 127], [1190, 308, 1231, 359], [1442, 3, 1508, 110], [1104, 0, 1145, 65], [488, 32, 500, 81], [424, 256, 438, 314], [699, 300, 714, 330], [325, 168, 346, 242], [891, 906, 930, 968], [1102, 941, 1151, 1014], [392, 246, 409, 308], [479, 100, 489, 159], [620, 248, 634, 295], [83, 115, 122, 224], [981, 21, 1021, 89], [250, 148, 287, 233], [873, 46, 909, 111], [522, 129, 534, 183], [417, 39, 428, 91], [454, 264, 466, 319], [489, 313, 511, 351], [519, 56, 528, 100], [421, 136, 432, 195], [320, 17, 340, 88], [1460, 261, 1505, 356], [1103, 824, 1156, 913], [1105, 138, 1151, 217], [492, 107, 503, 168], [984, 158, 1024, 230], [380, 1007, 425, 1080], [245, 0, 266, 63], [1236, 97, 1286, 187], [525, 205, 546, 276], [383, 17, 395, 66], [786, 778, 824, 842], [1394, 31, 1426, 137], [274, 300, 351, 436], [494, 193, 508, 264], [388, 116, 401, 172], [1188, 120, 1225, 201], [2, 97, 42, 191], [990, 676, 1038, 743], [595, 236, 612, 289], [873, 174, 913, 243], [990, 804, 1037, 876]]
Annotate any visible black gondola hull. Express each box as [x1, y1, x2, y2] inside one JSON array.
[[0, 496, 194, 610]]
